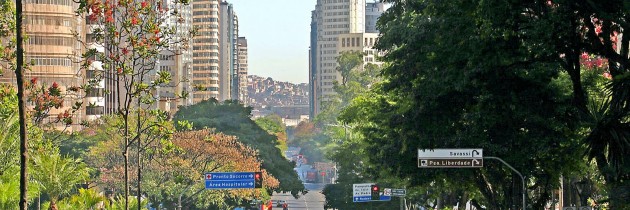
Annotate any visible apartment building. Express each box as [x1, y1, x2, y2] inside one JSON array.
[[237, 37, 248, 104], [157, 0, 193, 114], [1, 0, 85, 130], [192, 0, 221, 103], [219, 1, 239, 101], [309, 0, 385, 117]]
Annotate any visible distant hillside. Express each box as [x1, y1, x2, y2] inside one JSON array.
[[247, 75, 309, 109]]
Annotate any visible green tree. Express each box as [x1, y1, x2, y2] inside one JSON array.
[[31, 147, 90, 210], [255, 114, 288, 152], [173, 99, 305, 196], [337, 1, 591, 209], [336, 51, 363, 85]]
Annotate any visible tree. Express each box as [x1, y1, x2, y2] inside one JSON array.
[[163, 130, 279, 209], [255, 114, 288, 152], [31, 147, 91, 210], [75, 0, 193, 208], [0, 85, 42, 209], [336, 51, 363, 85], [173, 99, 305, 196], [336, 0, 593, 209]]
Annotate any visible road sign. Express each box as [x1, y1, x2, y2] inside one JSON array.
[[417, 149, 483, 158], [418, 149, 483, 168], [205, 172, 257, 189], [353, 183, 391, 202], [390, 188, 406, 197]]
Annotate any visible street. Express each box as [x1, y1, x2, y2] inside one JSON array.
[[271, 183, 326, 210]]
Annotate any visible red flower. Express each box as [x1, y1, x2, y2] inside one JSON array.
[[131, 17, 138, 25], [122, 48, 129, 55], [603, 72, 612, 79], [141, 1, 148, 8], [30, 77, 38, 85], [52, 82, 59, 89], [117, 67, 123, 74], [581, 52, 589, 60]]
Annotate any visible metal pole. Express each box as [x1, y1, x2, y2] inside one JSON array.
[[178, 183, 195, 210], [484, 156, 526, 210]]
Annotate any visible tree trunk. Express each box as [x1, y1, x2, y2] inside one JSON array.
[[15, 0, 28, 208], [457, 192, 468, 210], [49, 199, 57, 210]]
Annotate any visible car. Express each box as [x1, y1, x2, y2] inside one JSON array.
[[273, 200, 286, 207]]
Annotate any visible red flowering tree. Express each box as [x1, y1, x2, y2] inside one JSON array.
[[75, 0, 194, 208]]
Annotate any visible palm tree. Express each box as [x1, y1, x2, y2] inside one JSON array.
[[31, 150, 90, 210]]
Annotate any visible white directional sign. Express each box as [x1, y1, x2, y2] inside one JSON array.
[[418, 149, 483, 168], [352, 183, 373, 202]]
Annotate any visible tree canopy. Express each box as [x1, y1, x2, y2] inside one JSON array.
[[173, 99, 305, 195]]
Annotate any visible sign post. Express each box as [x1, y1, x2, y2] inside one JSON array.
[[417, 149, 483, 168]]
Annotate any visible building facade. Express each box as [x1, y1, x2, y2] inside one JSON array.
[[192, 0, 221, 103], [237, 37, 248, 104], [157, 0, 193, 114], [1, 0, 86, 130], [219, 1, 239, 101]]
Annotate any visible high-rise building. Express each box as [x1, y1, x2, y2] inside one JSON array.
[[219, 1, 239, 101], [237, 37, 248, 104], [157, 0, 193, 114], [309, 0, 385, 117], [1, 0, 85, 130], [309, 10, 319, 117], [365, 2, 385, 33], [192, 0, 221, 103]]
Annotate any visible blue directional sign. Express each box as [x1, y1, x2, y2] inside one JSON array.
[[352, 195, 391, 202], [205, 172, 256, 189], [352, 183, 391, 202]]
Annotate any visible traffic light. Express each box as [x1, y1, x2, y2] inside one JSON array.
[[371, 184, 380, 200], [254, 172, 263, 188]]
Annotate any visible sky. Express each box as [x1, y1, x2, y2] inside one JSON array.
[[228, 0, 316, 84]]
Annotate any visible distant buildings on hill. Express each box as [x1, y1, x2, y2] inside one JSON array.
[[247, 75, 309, 125]]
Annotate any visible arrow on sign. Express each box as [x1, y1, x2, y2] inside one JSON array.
[[472, 150, 480, 157], [472, 159, 481, 166]]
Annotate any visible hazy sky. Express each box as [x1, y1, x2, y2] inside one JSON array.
[[228, 0, 316, 84]]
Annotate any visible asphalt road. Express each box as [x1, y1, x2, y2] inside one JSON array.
[[271, 183, 326, 210]]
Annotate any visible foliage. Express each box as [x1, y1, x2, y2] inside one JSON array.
[[0, 0, 15, 75], [0, 85, 44, 208], [31, 146, 91, 210], [158, 130, 278, 209], [74, 0, 194, 207], [332, 0, 607, 209], [41, 188, 107, 210], [173, 99, 305, 195], [255, 114, 288, 152], [335, 51, 363, 85]]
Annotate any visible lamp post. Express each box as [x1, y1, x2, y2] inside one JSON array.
[[484, 157, 526, 210]]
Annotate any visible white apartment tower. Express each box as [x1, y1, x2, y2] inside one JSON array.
[[310, 0, 385, 117], [219, 1, 239, 101], [158, 0, 193, 114]]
